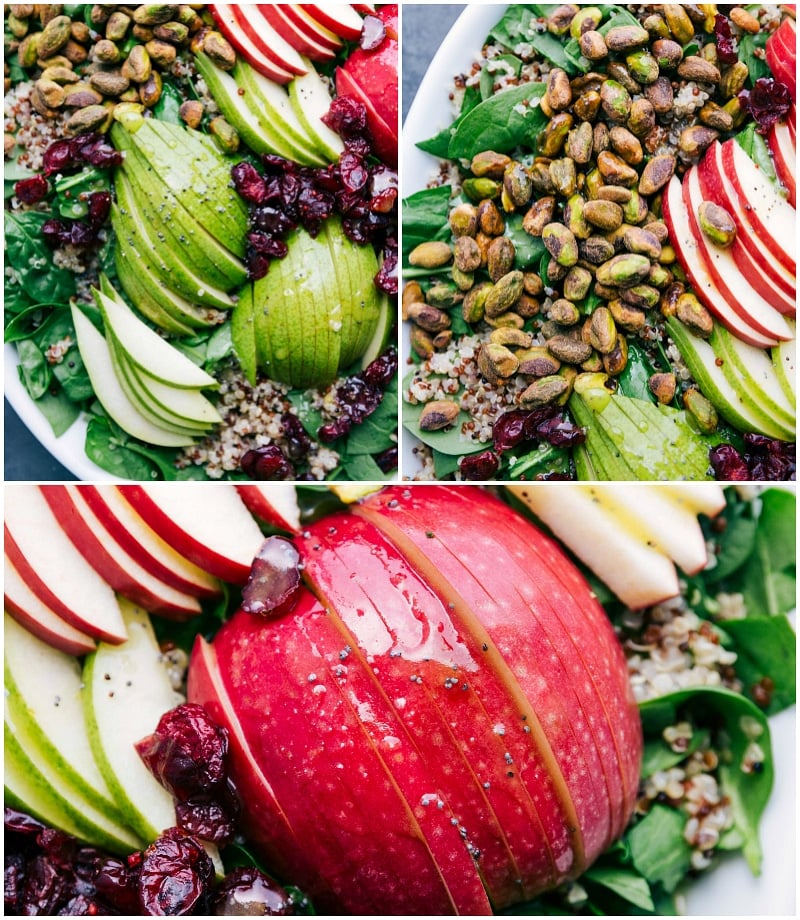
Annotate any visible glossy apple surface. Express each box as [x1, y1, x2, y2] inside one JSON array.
[[768, 120, 796, 207], [191, 486, 642, 914], [257, 4, 339, 60], [766, 17, 796, 101]]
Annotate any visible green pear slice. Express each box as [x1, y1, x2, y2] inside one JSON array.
[[94, 285, 217, 389], [773, 333, 796, 405], [114, 173, 235, 310], [71, 304, 195, 448], [125, 357, 223, 429], [287, 58, 345, 162], [359, 291, 394, 369], [120, 145, 247, 291], [114, 240, 227, 332], [4, 614, 124, 822], [5, 709, 142, 854], [712, 326, 795, 434], [84, 597, 183, 842]]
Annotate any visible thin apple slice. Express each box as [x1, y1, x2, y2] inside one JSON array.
[[697, 141, 795, 300], [84, 598, 183, 842], [117, 483, 265, 583], [287, 58, 345, 162], [208, 597, 464, 915], [768, 120, 796, 207], [236, 483, 301, 532], [681, 169, 794, 340], [80, 485, 221, 598], [296, 514, 557, 904], [281, 5, 344, 52], [258, 4, 340, 59], [230, 4, 308, 75], [71, 304, 195, 448], [4, 613, 125, 822], [661, 177, 781, 348], [5, 485, 127, 644], [207, 4, 298, 83], [654, 484, 726, 518], [300, 3, 364, 40], [4, 553, 96, 656], [723, 139, 796, 273], [772, 328, 796, 404], [39, 486, 203, 620]]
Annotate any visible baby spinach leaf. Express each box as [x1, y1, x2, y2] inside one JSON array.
[[738, 30, 770, 85], [617, 340, 658, 403], [340, 452, 393, 482], [703, 492, 759, 583], [640, 687, 773, 874], [401, 185, 452, 264], [416, 84, 482, 158], [5, 211, 77, 304], [735, 123, 777, 181], [641, 728, 710, 778], [433, 448, 462, 479], [53, 167, 109, 219], [627, 805, 692, 895], [582, 865, 655, 912], [505, 213, 546, 268], [741, 488, 796, 618], [33, 387, 81, 438], [16, 339, 51, 400], [447, 82, 548, 160], [480, 55, 523, 100], [344, 375, 398, 456], [721, 615, 796, 715]]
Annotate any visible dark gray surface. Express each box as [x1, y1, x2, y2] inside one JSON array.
[[402, 5, 465, 122], [5, 8, 465, 483]]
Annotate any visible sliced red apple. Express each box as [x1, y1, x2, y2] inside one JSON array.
[[697, 141, 795, 301], [4, 553, 96, 656], [768, 119, 796, 207], [39, 486, 202, 621], [681, 167, 794, 337], [80, 485, 221, 598], [722, 138, 796, 274], [208, 4, 300, 84], [766, 17, 796, 101], [236, 483, 301, 533], [256, 4, 339, 61], [117, 483, 264, 583], [4, 485, 127, 644], [300, 3, 364, 41], [278, 4, 344, 53], [335, 65, 397, 167], [295, 513, 562, 904], [206, 595, 462, 915], [662, 175, 782, 347]]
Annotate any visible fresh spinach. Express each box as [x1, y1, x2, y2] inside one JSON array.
[[720, 615, 796, 715], [401, 185, 452, 266], [617, 339, 658, 403], [32, 387, 82, 438], [490, 5, 585, 75], [738, 29, 771, 85], [479, 54, 523, 101], [735, 123, 777, 181], [343, 375, 398, 457], [53, 167, 109, 220], [582, 864, 655, 912], [447, 82, 548, 160], [16, 339, 51, 400], [5, 210, 77, 303], [626, 805, 692, 895], [505, 213, 546, 268], [416, 84, 482, 159], [641, 727, 711, 778]]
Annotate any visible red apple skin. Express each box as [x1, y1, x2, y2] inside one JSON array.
[[356, 487, 641, 862], [4, 553, 96, 656], [208, 4, 296, 84], [257, 5, 338, 61], [696, 146, 795, 304], [79, 485, 221, 599], [38, 486, 201, 621], [279, 4, 343, 52], [295, 513, 560, 905], [336, 4, 397, 166], [198, 593, 465, 915], [766, 18, 796, 101], [768, 120, 796, 208], [300, 3, 364, 41], [235, 484, 300, 534], [229, 4, 307, 75]]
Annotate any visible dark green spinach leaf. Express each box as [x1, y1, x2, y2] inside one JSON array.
[[627, 805, 692, 895], [5, 210, 77, 303]]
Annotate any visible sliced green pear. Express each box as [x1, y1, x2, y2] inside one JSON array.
[[771, 324, 796, 405], [114, 240, 227, 332], [114, 173, 236, 310], [4, 614, 126, 823], [94, 284, 218, 390], [231, 284, 258, 384], [71, 304, 195, 448], [120, 144, 247, 291], [128, 362, 223, 429], [287, 57, 345, 162], [668, 317, 793, 440], [5, 708, 143, 854], [84, 598, 183, 842], [712, 325, 795, 435], [359, 292, 394, 369]]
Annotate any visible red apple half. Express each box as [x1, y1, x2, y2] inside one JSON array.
[[766, 17, 796, 101], [190, 486, 642, 914], [768, 119, 796, 207]]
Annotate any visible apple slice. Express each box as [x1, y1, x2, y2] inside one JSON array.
[[71, 304, 195, 448], [5, 485, 127, 644], [207, 4, 298, 83], [236, 483, 301, 532], [4, 553, 96, 656], [300, 3, 364, 40], [4, 613, 125, 824], [766, 17, 796, 101], [661, 177, 781, 347], [655, 484, 726, 518], [84, 598, 183, 842], [287, 58, 345, 161], [80, 485, 221, 598], [117, 483, 265, 583], [682, 167, 794, 333], [258, 4, 340, 60], [335, 57, 397, 168], [768, 120, 796, 207], [280, 5, 344, 52], [697, 141, 795, 301], [723, 138, 796, 274], [231, 4, 308, 75], [39, 486, 203, 620]]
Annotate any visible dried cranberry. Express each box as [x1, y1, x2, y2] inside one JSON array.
[[375, 445, 398, 473], [5, 852, 26, 913], [246, 250, 272, 280], [68, 221, 99, 247], [94, 857, 141, 915], [362, 348, 397, 389], [360, 14, 386, 51], [136, 702, 229, 802], [375, 248, 398, 295], [322, 95, 368, 139], [296, 184, 335, 228], [241, 536, 302, 619], [710, 443, 750, 479], [43, 139, 76, 175], [20, 854, 68, 916], [739, 77, 792, 134], [714, 14, 738, 66], [534, 413, 585, 448], [14, 174, 49, 204], [41, 218, 71, 248], [87, 190, 111, 227], [247, 231, 289, 258], [280, 412, 312, 462], [232, 161, 268, 204], [138, 828, 213, 916], [175, 795, 236, 845], [459, 450, 500, 480], [492, 410, 529, 452], [241, 444, 295, 480], [318, 420, 350, 442], [37, 829, 78, 871], [214, 867, 295, 916], [252, 205, 296, 236], [339, 151, 369, 193], [5, 807, 47, 838], [72, 134, 122, 170]]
